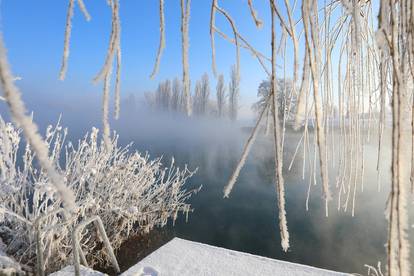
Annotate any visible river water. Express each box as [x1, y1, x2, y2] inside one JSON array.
[[113, 112, 404, 275]]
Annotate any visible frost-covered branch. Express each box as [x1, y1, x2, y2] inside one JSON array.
[[59, 0, 91, 80], [181, 0, 192, 116], [150, 0, 165, 79]]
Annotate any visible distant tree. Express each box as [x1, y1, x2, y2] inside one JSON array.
[[155, 79, 172, 111], [252, 78, 296, 122], [144, 91, 156, 109], [228, 65, 240, 121], [180, 79, 191, 113], [164, 80, 172, 110], [200, 73, 210, 115], [252, 80, 270, 115], [216, 74, 226, 117], [155, 83, 162, 109], [145, 75, 215, 117], [171, 78, 181, 112], [192, 80, 202, 115], [121, 93, 137, 112]]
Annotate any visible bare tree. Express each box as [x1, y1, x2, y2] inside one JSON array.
[[200, 73, 210, 115], [216, 74, 226, 117], [192, 80, 202, 115], [155, 80, 172, 111], [171, 78, 182, 112]]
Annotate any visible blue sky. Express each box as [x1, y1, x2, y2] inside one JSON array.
[[0, 1, 380, 117], [0, 0, 288, 112]]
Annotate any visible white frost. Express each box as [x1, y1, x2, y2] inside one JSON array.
[[122, 238, 350, 276]]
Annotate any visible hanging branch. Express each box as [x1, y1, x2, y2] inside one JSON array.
[[269, 0, 293, 37], [214, 2, 240, 79], [150, 0, 165, 79], [283, 0, 299, 95], [93, 0, 121, 147], [223, 96, 271, 197], [59, 0, 75, 81], [294, 50, 310, 129], [59, 0, 91, 81], [181, 0, 192, 116], [213, 27, 271, 76], [247, 0, 263, 28], [210, 0, 218, 77], [93, 0, 120, 83], [270, 0, 289, 252], [77, 0, 91, 21], [302, 0, 331, 216]]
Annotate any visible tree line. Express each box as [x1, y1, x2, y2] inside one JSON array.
[[145, 65, 240, 120]]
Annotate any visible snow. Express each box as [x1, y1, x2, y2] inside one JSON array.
[[49, 265, 107, 276], [41, 238, 352, 275], [0, 239, 23, 275], [122, 238, 350, 276]]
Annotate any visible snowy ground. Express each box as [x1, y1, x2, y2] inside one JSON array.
[[18, 238, 352, 275], [49, 265, 107, 276], [122, 238, 350, 276], [0, 239, 23, 275]]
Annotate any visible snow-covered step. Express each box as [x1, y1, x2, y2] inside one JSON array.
[[0, 239, 24, 275], [49, 265, 107, 276], [121, 237, 350, 276]]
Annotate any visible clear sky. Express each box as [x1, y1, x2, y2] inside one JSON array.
[[0, 0, 293, 115]]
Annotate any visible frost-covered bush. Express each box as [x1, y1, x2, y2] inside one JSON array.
[[0, 115, 198, 273]]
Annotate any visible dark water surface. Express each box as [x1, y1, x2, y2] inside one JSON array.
[[112, 113, 400, 275]]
